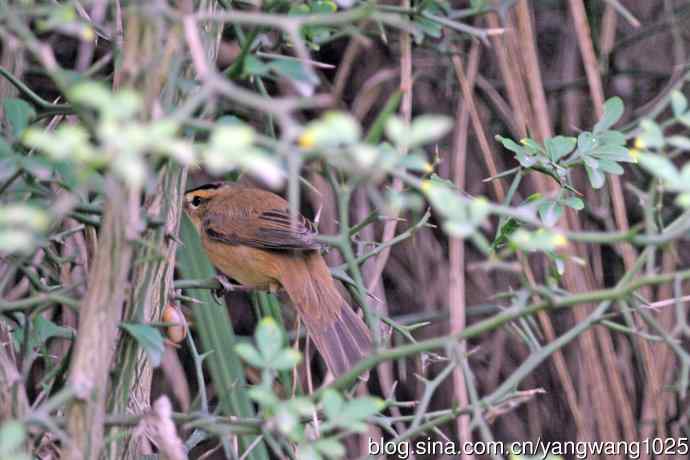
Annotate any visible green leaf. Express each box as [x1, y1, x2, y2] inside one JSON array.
[[0, 137, 13, 157], [384, 116, 405, 146], [671, 90, 688, 117], [592, 144, 633, 162], [274, 404, 300, 436], [495, 135, 537, 167], [538, 201, 562, 227], [112, 151, 147, 188], [596, 130, 626, 146], [396, 152, 433, 173], [321, 389, 344, 420], [414, 16, 443, 40], [577, 132, 596, 154], [0, 204, 49, 230], [0, 421, 26, 457], [243, 55, 270, 77], [340, 396, 385, 422], [296, 444, 322, 460], [471, 0, 487, 10], [315, 439, 346, 459], [120, 323, 165, 367], [270, 348, 302, 370], [288, 3, 311, 15], [288, 397, 315, 416], [563, 196, 584, 210], [269, 58, 318, 84], [204, 125, 284, 187], [33, 315, 74, 345], [255, 317, 284, 361], [495, 135, 524, 154], [597, 159, 624, 175], [68, 81, 111, 107], [679, 113, 690, 128], [0, 230, 35, 254], [235, 343, 266, 368], [491, 217, 521, 251], [544, 136, 576, 162], [509, 229, 568, 252], [638, 153, 680, 184], [443, 220, 476, 238], [210, 124, 254, 150], [593, 97, 624, 132], [408, 115, 452, 148], [23, 124, 96, 162], [637, 119, 665, 148], [520, 138, 544, 155], [248, 385, 280, 407], [676, 193, 690, 208], [311, 1, 337, 14], [3, 98, 36, 138], [300, 112, 361, 149], [585, 164, 606, 189]]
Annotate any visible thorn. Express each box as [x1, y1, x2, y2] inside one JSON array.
[[166, 232, 184, 246], [313, 202, 323, 228]]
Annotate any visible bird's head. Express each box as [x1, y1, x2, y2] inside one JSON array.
[[183, 181, 228, 229]]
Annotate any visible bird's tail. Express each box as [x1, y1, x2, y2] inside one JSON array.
[[281, 253, 372, 378]]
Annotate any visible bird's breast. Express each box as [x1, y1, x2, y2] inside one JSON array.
[[202, 238, 284, 289]]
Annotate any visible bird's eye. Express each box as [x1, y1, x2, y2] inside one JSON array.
[[191, 196, 203, 207]]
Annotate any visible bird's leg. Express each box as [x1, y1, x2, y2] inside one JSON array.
[[212, 275, 257, 303], [211, 282, 226, 305], [213, 274, 239, 303], [215, 274, 236, 292]]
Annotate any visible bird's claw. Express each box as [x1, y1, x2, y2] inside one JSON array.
[[215, 274, 235, 292], [211, 275, 235, 304]]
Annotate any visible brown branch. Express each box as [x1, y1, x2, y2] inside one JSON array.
[[449, 41, 480, 460], [451, 45, 504, 201], [364, 0, 413, 292], [0, 338, 29, 421], [568, 0, 640, 445], [64, 178, 138, 459]]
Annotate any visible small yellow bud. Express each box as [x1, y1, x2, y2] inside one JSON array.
[[298, 130, 316, 149], [628, 148, 640, 163], [420, 180, 433, 192], [520, 138, 529, 145], [423, 162, 434, 173], [81, 26, 95, 42], [634, 137, 646, 150], [552, 233, 568, 247]]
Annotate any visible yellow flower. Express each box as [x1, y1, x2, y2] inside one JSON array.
[[628, 148, 640, 163], [552, 233, 568, 248], [520, 138, 529, 145], [420, 180, 433, 192], [298, 130, 316, 149], [634, 137, 646, 149], [81, 26, 96, 42], [423, 162, 434, 173]]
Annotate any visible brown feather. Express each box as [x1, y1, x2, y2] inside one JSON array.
[[203, 186, 321, 250], [279, 254, 372, 377], [185, 182, 372, 377]]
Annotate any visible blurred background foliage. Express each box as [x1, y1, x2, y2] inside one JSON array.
[[1, 0, 690, 459]]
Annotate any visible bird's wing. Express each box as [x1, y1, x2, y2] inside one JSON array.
[[203, 207, 322, 251]]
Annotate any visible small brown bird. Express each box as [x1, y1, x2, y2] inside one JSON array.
[[184, 182, 372, 377]]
